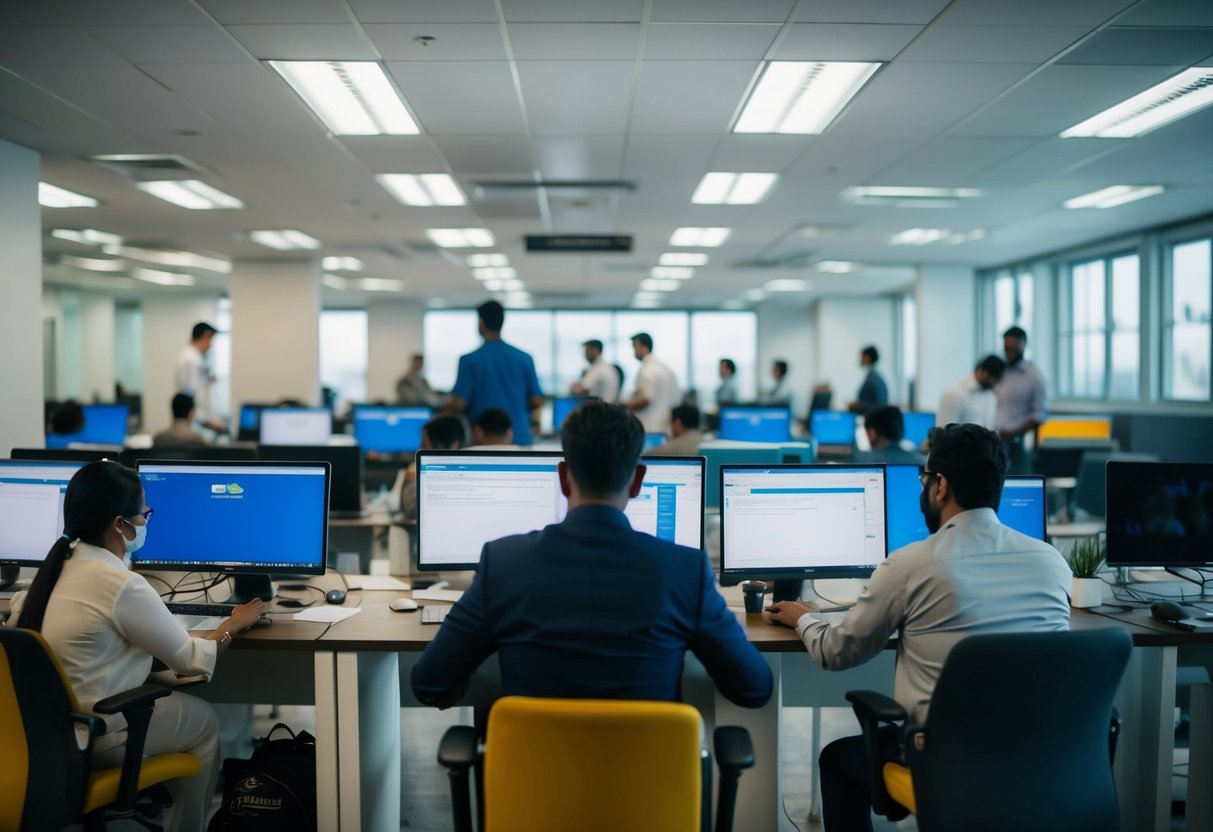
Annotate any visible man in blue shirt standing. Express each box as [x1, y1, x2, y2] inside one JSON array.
[[446, 300, 543, 446]]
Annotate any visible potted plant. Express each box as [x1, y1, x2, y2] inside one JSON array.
[[1066, 537, 1106, 609]]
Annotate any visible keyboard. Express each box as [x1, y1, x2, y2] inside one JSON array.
[[420, 605, 451, 625], [166, 602, 235, 618]]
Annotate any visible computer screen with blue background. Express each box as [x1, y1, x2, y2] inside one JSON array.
[[718, 406, 792, 442], [902, 412, 935, 447], [552, 397, 580, 433], [810, 411, 857, 446], [353, 406, 431, 453], [643, 433, 666, 451], [259, 408, 331, 446], [46, 404, 128, 447], [0, 461, 83, 566]]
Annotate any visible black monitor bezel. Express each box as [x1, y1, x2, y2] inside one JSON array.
[[257, 407, 333, 446], [0, 460, 88, 567], [132, 458, 331, 576], [253, 444, 363, 514], [717, 404, 794, 443], [350, 404, 433, 453], [719, 462, 889, 581], [1106, 460, 1213, 568]]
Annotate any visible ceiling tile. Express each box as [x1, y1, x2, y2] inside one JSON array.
[[796, 0, 949, 25], [1058, 26, 1213, 66], [0, 26, 129, 67], [225, 24, 377, 60], [651, 0, 795, 24], [875, 136, 1038, 184], [939, 0, 1132, 26], [0, 0, 72, 24], [1116, 0, 1213, 27], [507, 23, 640, 60], [388, 61, 529, 134], [516, 60, 633, 134], [711, 135, 812, 171], [534, 135, 625, 179], [644, 23, 779, 60], [629, 60, 759, 134], [350, 0, 499, 24], [966, 137, 1114, 187], [948, 99, 1100, 138], [199, 0, 350, 25], [89, 25, 250, 64], [435, 135, 535, 174], [772, 23, 922, 61], [17, 63, 216, 131], [46, 0, 212, 25], [899, 24, 1088, 63], [500, 0, 643, 24], [338, 136, 447, 172], [364, 23, 506, 60]]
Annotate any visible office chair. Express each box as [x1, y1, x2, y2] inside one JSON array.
[[0, 627, 202, 831], [437, 696, 754, 832], [1072, 451, 1159, 518], [846, 629, 1132, 831]]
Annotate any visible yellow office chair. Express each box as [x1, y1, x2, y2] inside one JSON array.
[[0, 627, 201, 832], [437, 696, 754, 832], [846, 629, 1132, 831]]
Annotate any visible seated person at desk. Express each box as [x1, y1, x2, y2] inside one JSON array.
[[412, 401, 772, 708], [471, 407, 519, 450], [651, 404, 703, 456], [758, 359, 791, 405], [856, 406, 925, 466], [11, 461, 268, 832], [768, 424, 1071, 832], [398, 414, 469, 524], [152, 393, 209, 449]]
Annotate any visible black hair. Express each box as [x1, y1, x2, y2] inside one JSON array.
[[672, 404, 701, 431], [560, 401, 644, 498], [478, 300, 505, 332], [583, 339, 603, 352], [613, 364, 625, 389], [192, 322, 217, 341], [171, 392, 195, 420], [423, 415, 468, 449], [631, 332, 653, 351], [925, 423, 1009, 512], [50, 402, 85, 435], [773, 359, 788, 376], [473, 407, 512, 438], [16, 461, 143, 632], [864, 406, 904, 442], [976, 354, 1007, 380], [861, 345, 879, 364], [1003, 326, 1027, 343], [720, 358, 736, 374]]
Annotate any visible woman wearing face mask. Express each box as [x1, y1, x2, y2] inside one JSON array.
[[11, 461, 268, 832]]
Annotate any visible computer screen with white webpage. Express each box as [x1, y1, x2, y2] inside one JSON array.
[[620, 457, 704, 550], [259, 408, 332, 446], [720, 464, 887, 579], [0, 461, 85, 566]]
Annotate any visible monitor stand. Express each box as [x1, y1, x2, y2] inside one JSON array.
[[223, 574, 278, 604]]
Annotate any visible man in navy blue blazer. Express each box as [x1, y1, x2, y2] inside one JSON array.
[[412, 400, 773, 709]]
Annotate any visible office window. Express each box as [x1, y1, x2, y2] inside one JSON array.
[[691, 312, 757, 406], [1109, 255, 1140, 399], [501, 311, 554, 395], [1166, 238, 1212, 400], [1060, 254, 1139, 399], [1067, 259, 1107, 398], [319, 309, 368, 410], [991, 271, 1033, 350], [423, 310, 480, 392]]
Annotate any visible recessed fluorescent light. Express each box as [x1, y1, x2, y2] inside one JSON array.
[[691, 172, 778, 205], [669, 227, 731, 247], [632, 298, 663, 308], [889, 228, 950, 246], [357, 277, 404, 292], [51, 228, 123, 246], [376, 173, 466, 207], [39, 182, 98, 208], [467, 253, 509, 268], [101, 245, 231, 273], [640, 278, 681, 292], [734, 61, 881, 134], [135, 180, 243, 210], [133, 268, 196, 287], [764, 278, 812, 292], [322, 274, 350, 290], [249, 229, 321, 250], [650, 266, 694, 280], [61, 255, 127, 272], [815, 260, 863, 273], [472, 267, 518, 280], [1062, 185, 1165, 210], [426, 228, 496, 248], [659, 252, 709, 266], [841, 186, 982, 207], [1061, 67, 1213, 138], [322, 256, 364, 272], [743, 288, 766, 302], [944, 229, 986, 245], [268, 60, 419, 136]]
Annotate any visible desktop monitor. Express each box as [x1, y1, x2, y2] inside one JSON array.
[[134, 460, 330, 602], [998, 475, 1047, 540], [46, 404, 129, 448], [258, 408, 332, 446], [700, 444, 784, 508], [352, 406, 431, 454], [718, 406, 792, 443], [1037, 415, 1113, 445], [11, 447, 116, 464], [643, 433, 666, 451], [0, 461, 85, 570], [720, 464, 887, 580], [416, 451, 705, 570], [1106, 461, 1213, 568], [256, 444, 363, 515], [810, 411, 857, 447], [552, 397, 581, 433], [120, 447, 258, 468], [902, 412, 936, 447]]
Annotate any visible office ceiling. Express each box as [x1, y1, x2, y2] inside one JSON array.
[[5, 0, 1213, 307]]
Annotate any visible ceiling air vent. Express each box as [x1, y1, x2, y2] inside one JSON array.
[[88, 154, 209, 178]]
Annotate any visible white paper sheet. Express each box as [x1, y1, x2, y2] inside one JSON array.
[[293, 606, 363, 623]]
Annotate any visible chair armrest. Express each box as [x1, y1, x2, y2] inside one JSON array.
[[713, 726, 754, 773], [69, 711, 105, 740], [438, 726, 478, 832], [93, 683, 172, 716], [92, 684, 173, 812], [845, 690, 906, 725], [846, 690, 908, 820]]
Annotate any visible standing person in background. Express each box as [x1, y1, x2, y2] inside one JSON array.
[[760, 360, 791, 405], [848, 345, 888, 414], [626, 332, 681, 435], [994, 327, 1047, 474], [152, 394, 209, 449], [395, 353, 441, 407], [938, 355, 1006, 430], [571, 339, 620, 402], [174, 322, 225, 434], [445, 300, 543, 446], [716, 358, 739, 407]]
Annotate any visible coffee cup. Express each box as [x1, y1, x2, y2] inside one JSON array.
[[741, 581, 769, 614]]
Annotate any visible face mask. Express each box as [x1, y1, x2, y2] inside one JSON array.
[[920, 483, 943, 535], [122, 518, 147, 555]]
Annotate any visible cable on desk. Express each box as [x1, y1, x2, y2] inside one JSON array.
[[809, 581, 848, 609]]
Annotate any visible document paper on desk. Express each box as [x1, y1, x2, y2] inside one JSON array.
[[412, 588, 464, 603], [293, 606, 363, 623]]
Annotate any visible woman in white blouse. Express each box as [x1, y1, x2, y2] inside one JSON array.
[[12, 461, 268, 832]]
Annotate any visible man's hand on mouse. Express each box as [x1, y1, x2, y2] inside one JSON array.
[[767, 600, 818, 628]]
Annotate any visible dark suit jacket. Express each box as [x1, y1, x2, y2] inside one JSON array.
[[411, 505, 773, 708]]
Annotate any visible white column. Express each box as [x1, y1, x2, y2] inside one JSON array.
[[367, 301, 424, 402], [915, 265, 978, 412], [141, 294, 222, 435], [230, 260, 321, 409], [0, 138, 43, 452], [78, 294, 116, 402]]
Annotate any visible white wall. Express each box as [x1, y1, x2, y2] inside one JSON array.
[[141, 294, 221, 434], [79, 294, 115, 402], [113, 304, 143, 393], [916, 265, 979, 410], [0, 138, 43, 452], [755, 301, 814, 416], [367, 301, 424, 402], [812, 297, 899, 407]]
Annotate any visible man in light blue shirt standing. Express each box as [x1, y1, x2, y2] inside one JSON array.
[[994, 326, 1047, 473], [446, 300, 543, 446]]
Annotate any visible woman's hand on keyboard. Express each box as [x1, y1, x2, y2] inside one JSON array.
[[228, 599, 272, 633]]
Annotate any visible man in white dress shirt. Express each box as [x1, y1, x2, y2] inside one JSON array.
[[768, 423, 1071, 831], [571, 339, 620, 402], [174, 322, 224, 433], [626, 332, 681, 434], [936, 354, 1006, 429]]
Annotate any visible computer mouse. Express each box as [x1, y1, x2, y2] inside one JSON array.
[[389, 598, 418, 612], [1150, 600, 1186, 622], [324, 589, 347, 605]]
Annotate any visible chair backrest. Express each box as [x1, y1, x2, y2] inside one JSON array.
[[906, 629, 1132, 831], [483, 696, 703, 832], [1073, 452, 1160, 518], [0, 627, 93, 831]]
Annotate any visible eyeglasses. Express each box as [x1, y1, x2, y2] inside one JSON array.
[[127, 508, 154, 524], [919, 469, 939, 489]]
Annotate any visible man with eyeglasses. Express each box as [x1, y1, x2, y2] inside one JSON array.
[[768, 423, 1071, 832]]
